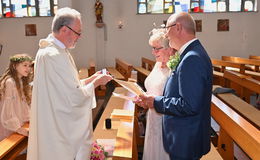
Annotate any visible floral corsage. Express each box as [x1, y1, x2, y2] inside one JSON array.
[[167, 52, 180, 71], [90, 141, 108, 160]]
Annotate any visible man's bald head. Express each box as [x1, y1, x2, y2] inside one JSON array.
[[167, 12, 196, 35]]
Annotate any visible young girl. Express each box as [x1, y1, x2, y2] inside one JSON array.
[[0, 54, 33, 141]]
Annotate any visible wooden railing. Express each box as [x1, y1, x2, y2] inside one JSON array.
[[249, 55, 260, 60], [211, 59, 245, 74], [211, 95, 260, 160], [222, 56, 260, 72], [0, 123, 29, 160]]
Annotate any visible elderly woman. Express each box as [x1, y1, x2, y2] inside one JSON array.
[[142, 28, 176, 160]]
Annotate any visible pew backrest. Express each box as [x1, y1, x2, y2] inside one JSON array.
[[211, 95, 260, 160], [141, 57, 155, 71], [211, 59, 245, 74], [249, 55, 260, 60], [222, 56, 260, 72], [115, 58, 133, 80]]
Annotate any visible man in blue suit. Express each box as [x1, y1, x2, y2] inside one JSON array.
[[135, 12, 212, 160]]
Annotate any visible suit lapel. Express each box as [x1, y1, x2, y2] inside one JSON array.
[[174, 40, 201, 71]]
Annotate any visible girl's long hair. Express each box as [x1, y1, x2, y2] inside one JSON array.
[[0, 54, 33, 105]]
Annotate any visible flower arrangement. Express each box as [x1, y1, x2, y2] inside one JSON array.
[[90, 141, 108, 160], [167, 52, 180, 71]]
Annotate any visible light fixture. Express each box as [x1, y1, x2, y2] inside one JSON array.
[[118, 21, 123, 29]]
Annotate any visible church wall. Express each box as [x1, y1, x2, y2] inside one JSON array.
[[0, 0, 259, 73]]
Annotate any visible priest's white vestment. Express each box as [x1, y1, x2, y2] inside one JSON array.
[[27, 34, 96, 160]]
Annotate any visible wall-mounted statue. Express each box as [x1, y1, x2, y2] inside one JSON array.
[[95, 0, 103, 23]]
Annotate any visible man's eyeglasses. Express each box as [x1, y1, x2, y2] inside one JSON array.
[[63, 25, 81, 36], [152, 47, 164, 51], [165, 23, 176, 29]]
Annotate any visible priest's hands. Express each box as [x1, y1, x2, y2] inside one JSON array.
[[134, 94, 155, 109], [17, 127, 29, 136], [93, 74, 113, 88]]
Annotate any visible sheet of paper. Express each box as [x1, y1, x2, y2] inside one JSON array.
[[113, 79, 146, 96], [111, 109, 134, 120], [112, 92, 136, 101]]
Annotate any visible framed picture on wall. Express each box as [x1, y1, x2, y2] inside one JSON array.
[[25, 24, 37, 36], [195, 20, 202, 32], [217, 19, 229, 31]]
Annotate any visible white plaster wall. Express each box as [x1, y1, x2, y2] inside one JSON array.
[[0, 0, 260, 73]]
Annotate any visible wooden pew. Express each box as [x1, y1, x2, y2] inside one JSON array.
[[222, 56, 260, 72], [213, 71, 226, 87], [115, 58, 133, 81], [215, 92, 260, 129], [78, 62, 96, 79], [141, 57, 155, 71], [249, 55, 260, 60], [107, 58, 133, 81], [201, 143, 223, 160], [211, 95, 260, 160], [0, 123, 29, 160], [211, 59, 245, 74], [223, 70, 260, 103], [93, 87, 138, 160], [212, 58, 260, 81]]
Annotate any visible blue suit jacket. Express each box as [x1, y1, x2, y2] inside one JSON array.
[[154, 40, 212, 159]]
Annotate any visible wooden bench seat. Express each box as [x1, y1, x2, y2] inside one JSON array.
[[0, 123, 29, 160], [201, 143, 223, 160], [107, 67, 125, 80], [223, 70, 260, 103], [211, 95, 260, 160], [214, 91, 260, 129]]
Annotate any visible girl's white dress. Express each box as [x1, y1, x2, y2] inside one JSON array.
[[142, 62, 170, 160], [0, 78, 30, 141]]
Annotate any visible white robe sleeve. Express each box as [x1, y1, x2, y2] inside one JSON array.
[[0, 80, 22, 132], [42, 50, 96, 109]]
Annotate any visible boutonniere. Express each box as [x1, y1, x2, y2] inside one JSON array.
[[167, 52, 180, 71]]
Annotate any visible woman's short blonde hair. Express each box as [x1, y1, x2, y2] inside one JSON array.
[[149, 28, 169, 48]]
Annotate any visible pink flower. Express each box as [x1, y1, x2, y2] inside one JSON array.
[[90, 141, 108, 160]]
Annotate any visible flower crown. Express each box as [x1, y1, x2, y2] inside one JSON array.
[[10, 56, 33, 63]]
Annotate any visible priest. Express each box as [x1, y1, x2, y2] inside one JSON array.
[[27, 7, 112, 160]]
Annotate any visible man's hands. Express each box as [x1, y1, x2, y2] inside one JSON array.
[[134, 94, 155, 109]]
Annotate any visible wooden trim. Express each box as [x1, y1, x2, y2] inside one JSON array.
[[211, 95, 260, 160], [141, 57, 155, 71], [115, 58, 133, 80], [222, 56, 260, 72], [224, 70, 260, 94], [249, 55, 260, 60], [211, 59, 245, 74]]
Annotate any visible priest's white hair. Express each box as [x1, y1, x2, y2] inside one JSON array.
[[52, 7, 81, 33]]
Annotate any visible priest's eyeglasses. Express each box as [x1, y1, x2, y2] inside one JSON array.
[[63, 25, 81, 36], [165, 23, 176, 29]]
